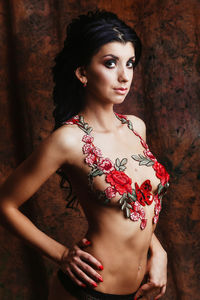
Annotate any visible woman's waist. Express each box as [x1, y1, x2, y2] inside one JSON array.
[[85, 242, 148, 294], [84, 234, 149, 278], [85, 225, 152, 261]]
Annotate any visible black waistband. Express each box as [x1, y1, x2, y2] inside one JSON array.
[[57, 269, 137, 299]]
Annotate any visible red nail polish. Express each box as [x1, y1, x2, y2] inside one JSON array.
[[92, 282, 97, 287], [81, 283, 86, 288], [85, 240, 91, 245], [99, 265, 104, 270], [98, 276, 103, 282]]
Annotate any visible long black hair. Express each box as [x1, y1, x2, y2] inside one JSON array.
[[52, 9, 142, 130]]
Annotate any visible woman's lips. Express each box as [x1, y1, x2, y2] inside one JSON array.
[[114, 88, 128, 95]]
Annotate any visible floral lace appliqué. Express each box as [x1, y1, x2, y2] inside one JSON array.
[[63, 113, 170, 230]]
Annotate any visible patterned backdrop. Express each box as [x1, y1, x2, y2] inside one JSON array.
[[0, 0, 199, 299]]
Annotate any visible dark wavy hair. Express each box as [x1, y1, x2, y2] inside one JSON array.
[[52, 9, 142, 130]]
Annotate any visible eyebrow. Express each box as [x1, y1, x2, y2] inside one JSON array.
[[102, 54, 135, 60]]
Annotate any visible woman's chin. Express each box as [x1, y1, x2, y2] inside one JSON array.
[[112, 95, 127, 105]]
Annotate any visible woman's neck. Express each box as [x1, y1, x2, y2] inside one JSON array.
[[79, 103, 119, 133]]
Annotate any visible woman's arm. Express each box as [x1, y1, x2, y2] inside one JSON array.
[[134, 233, 167, 300], [0, 128, 103, 287], [0, 128, 75, 263]]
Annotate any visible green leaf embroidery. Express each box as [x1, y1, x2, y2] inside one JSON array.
[[121, 193, 128, 200], [157, 183, 164, 195], [146, 160, 155, 166], [115, 165, 120, 171], [131, 154, 154, 167], [127, 192, 136, 201], [128, 121, 133, 130], [139, 158, 152, 166], [116, 158, 120, 167], [119, 165, 126, 172], [132, 189, 137, 198], [121, 202, 126, 210], [118, 193, 128, 205], [115, 158, 128, 171], [90, 168, 104, 177], [131, 154, 141, 161], [121, 158, 128, 166], [119, 197, 125, 205], [79, 116, 84, 123], [126, 203, 132, 209], [165, 182, 170, 188], [121, 118, 127, 124], [87, 127, 93, 134], [125, 207, 130, 218]]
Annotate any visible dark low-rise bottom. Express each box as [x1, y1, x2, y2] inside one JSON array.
[[57, 269, 137, 299]]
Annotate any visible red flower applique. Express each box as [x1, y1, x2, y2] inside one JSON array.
[[98, 158, 114, 174], [140, 138, 148, 150], [106, 170, 132, 195], [153, 162, 170, 186], [153, 215, 159, 224], [115, 113, 127, 120], [131, 201, 140, 212], [82, 135, 94, 143], [140, 218, 147, 230], [85, 154, 98, 166], [91, 147, 102, 157], [64, 113, 170, 231], [130, 211, 140, 221], [82, 134, 102, 166], [83, 143, 93, 154], [64, 115, 79, 125], [129, 200, 147, 229], [105, 186, 116, 199], [143, 149, 157, 162]]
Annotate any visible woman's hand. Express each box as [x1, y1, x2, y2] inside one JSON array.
[[60, 238, 104, 288], [134, 248, 167, 300]]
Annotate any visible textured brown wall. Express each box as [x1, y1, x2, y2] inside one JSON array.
[[0, 0, 199, 299]]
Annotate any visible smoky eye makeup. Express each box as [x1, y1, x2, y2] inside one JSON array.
[[104, 59, 117, 68], [127, 59, 136, 68], [103, 56, 136, 69]]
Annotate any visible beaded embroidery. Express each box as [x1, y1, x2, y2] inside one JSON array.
[[63, 113, 170, 230]]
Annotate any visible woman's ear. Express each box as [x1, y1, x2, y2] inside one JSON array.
[[75, 66, 87, 86]]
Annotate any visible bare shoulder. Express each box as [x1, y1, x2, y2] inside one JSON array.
[[51, 124, 81, 151], [48, 124, 82, 164], [125, 114, 146, 141], [0, 124, 82, 209]]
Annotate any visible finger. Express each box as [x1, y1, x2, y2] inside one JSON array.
[[134, 282, 155, 298], [77, 258, 103, 283], [65, 268, 86, 287], [79, 248, 104, 270], [70, 262, 98, 288], [154, 285, 166, 300], [77, 238, 91, 248]]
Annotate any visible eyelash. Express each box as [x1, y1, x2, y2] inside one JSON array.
[[104, 59, 135, 69]]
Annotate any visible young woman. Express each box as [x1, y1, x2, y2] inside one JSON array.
[[0, 10, 170, 300]]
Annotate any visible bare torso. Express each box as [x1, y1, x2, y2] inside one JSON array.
[[57, 113, 162, 294]]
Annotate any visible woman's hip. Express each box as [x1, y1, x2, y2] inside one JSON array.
[[56, 269, 137, 300]]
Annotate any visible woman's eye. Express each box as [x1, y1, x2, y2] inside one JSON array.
[[104, 59, 116, 68], [127, 60, 135, 68]]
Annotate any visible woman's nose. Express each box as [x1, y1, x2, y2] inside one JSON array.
[[118, 67, 129, 82]]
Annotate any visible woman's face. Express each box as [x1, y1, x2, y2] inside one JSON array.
[[83, 41, 135, 106]]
